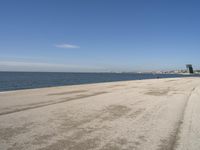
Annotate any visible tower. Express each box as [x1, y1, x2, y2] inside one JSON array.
[[186, 64, 194, 74]]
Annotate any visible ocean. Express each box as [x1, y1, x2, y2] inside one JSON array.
[[0, 71, 198, 92]]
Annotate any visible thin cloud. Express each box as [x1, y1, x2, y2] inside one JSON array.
[[0, 61, 78, 68], [55, 44, 80, 49], [0, 61, 106, 72]]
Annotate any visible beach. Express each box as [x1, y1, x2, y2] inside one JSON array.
[[0, 77, 200, 150]]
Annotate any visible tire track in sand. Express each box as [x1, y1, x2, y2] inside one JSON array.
[[0, 91, 107, 116], [159, 87, 196, 150]]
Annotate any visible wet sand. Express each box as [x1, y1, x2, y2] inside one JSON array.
[[0, 77, 200, 150]]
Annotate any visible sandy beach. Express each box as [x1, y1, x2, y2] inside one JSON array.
[[0, 77, 200, 150]]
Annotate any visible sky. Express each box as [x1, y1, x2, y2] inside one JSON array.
[[0, 0, 200, 72]]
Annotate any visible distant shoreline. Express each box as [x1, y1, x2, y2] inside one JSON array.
[[0, 70, 198, 74]]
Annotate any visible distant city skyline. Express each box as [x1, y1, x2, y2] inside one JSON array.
[[1, 0, 200, 72]]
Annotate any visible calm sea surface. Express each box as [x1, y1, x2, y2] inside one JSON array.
[[0, 72, 198, 92]]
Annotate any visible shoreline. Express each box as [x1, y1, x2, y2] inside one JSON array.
[[0, 75, 199, 93], [1, 71, 199, 93]]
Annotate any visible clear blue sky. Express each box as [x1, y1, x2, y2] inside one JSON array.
[[0, 0, 200, 72]]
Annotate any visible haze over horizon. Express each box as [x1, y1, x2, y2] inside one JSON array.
[[1, 0, 200, 72]]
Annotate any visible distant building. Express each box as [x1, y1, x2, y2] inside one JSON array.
[[186, 64, 194, 74]]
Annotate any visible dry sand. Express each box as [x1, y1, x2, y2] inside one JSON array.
[[0, 77, 200, 150]]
